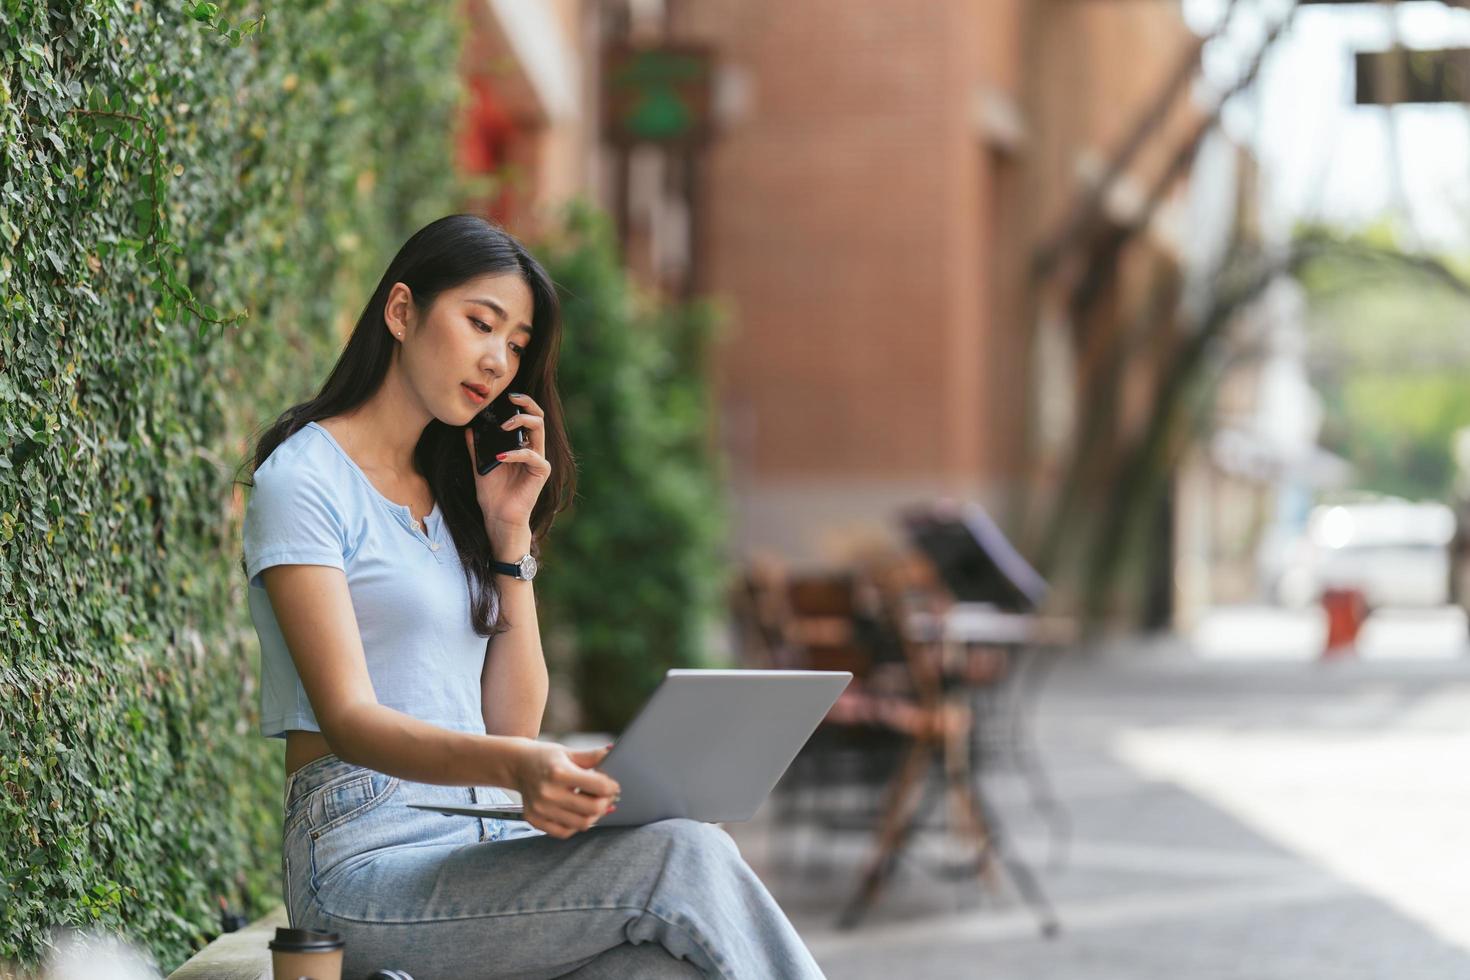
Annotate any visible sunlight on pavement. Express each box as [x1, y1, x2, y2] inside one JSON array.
[[1115, 720, 1470, 953]]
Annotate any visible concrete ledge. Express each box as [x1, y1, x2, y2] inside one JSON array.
[[166, 906, 287, 980]]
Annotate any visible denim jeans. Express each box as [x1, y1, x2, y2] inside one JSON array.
[[281, 753, 825, 980]]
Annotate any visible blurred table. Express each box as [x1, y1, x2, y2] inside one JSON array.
[[904, 602, 1078, 647], [839, 601, 1070, 935]]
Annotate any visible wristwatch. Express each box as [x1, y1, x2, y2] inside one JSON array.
[[491, 552, 538, 582]]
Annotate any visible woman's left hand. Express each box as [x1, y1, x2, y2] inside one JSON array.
[[465, 392, 551, 531]]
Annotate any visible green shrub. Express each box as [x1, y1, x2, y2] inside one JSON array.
[[534, 203, 731, 732]]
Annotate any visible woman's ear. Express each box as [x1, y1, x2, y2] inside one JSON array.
[[385, 282, 415, 340]]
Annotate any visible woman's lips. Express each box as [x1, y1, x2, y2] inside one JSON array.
[[462, 383, 487, 405]]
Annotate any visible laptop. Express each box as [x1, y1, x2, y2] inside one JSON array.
[[408, 668, 851, 827]]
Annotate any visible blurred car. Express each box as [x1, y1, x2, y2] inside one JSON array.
[[1268, 499, 1455, 609]]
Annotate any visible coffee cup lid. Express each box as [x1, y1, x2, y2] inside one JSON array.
[[269, 927, 345, 952]]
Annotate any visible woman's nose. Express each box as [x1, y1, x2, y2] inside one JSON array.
[[481, 340, 510, 374]]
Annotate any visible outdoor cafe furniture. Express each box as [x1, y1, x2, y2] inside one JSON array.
[[731, 526, 1069, 937], [835, 555, 1063, 936]]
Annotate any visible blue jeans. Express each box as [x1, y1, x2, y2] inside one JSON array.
[[281, 753, 825, 979]]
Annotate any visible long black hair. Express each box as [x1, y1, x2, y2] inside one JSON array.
[[240, 214, 574, 636]]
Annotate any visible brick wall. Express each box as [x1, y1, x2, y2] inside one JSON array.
[[668, 0, 1200, 565]]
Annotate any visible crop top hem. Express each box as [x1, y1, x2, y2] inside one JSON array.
[[261, 716, 489, 740]]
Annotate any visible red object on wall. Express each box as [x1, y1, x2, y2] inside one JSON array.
[[1321, 587, 1368, 660], [457, 75, 519, 224]]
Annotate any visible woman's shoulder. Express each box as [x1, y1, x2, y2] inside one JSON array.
[[242, 422, 357, 581], [252, 422, 352, 491]]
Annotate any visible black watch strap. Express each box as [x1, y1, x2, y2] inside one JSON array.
[[491, 554, 537, 580]]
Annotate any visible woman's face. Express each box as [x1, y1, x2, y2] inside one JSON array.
[[387, 272, 536, 426]]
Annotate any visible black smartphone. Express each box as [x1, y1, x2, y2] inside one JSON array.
[[470, 391, 530, 476]]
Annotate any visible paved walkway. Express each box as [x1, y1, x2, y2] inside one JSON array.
[[726, 625, 1470, 978]]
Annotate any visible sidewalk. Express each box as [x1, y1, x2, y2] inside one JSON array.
[[727, 626, 1470, 978]]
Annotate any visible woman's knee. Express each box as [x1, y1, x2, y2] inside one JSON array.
[[647, 818, 740, 860], [634, 818, 754, 897]]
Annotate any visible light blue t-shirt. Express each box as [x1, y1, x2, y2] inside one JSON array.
[[242, 421, 494, 739]]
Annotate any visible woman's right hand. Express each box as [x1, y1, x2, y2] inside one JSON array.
[[509, 740, 621, 838]]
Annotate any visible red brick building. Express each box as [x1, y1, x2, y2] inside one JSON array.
[[457, 0, 1208, 578]]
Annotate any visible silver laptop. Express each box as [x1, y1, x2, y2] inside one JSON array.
[[408, 668, 851, 828]]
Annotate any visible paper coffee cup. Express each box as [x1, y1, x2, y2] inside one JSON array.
[[268, 927, 345, 980]]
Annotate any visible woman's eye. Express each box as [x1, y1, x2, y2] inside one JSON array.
[[472, 317, 523, 355]]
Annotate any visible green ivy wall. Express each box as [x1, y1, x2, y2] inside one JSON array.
[[1, 1, 467, 969]]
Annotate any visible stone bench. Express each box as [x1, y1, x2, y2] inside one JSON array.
[[166, 906, 286, 980]]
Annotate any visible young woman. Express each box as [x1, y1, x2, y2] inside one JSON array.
[[241, 214, 824, 979]]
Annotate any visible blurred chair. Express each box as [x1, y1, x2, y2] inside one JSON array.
[[731, 560, 911, 838], [834, 551, 1060, 935], [731, 547, 1062, 935]]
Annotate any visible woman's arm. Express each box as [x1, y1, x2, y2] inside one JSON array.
[[264, 562, 524, 785], [479, 520, 549, 738], [263, 562, 617, 836]]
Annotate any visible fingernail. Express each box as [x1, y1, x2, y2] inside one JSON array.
[[608, 805, 617, 813], [510, 392, 523, 399], [496, 452, 507, 460]]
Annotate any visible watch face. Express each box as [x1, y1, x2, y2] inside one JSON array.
[[519, 555, 538, 580]]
